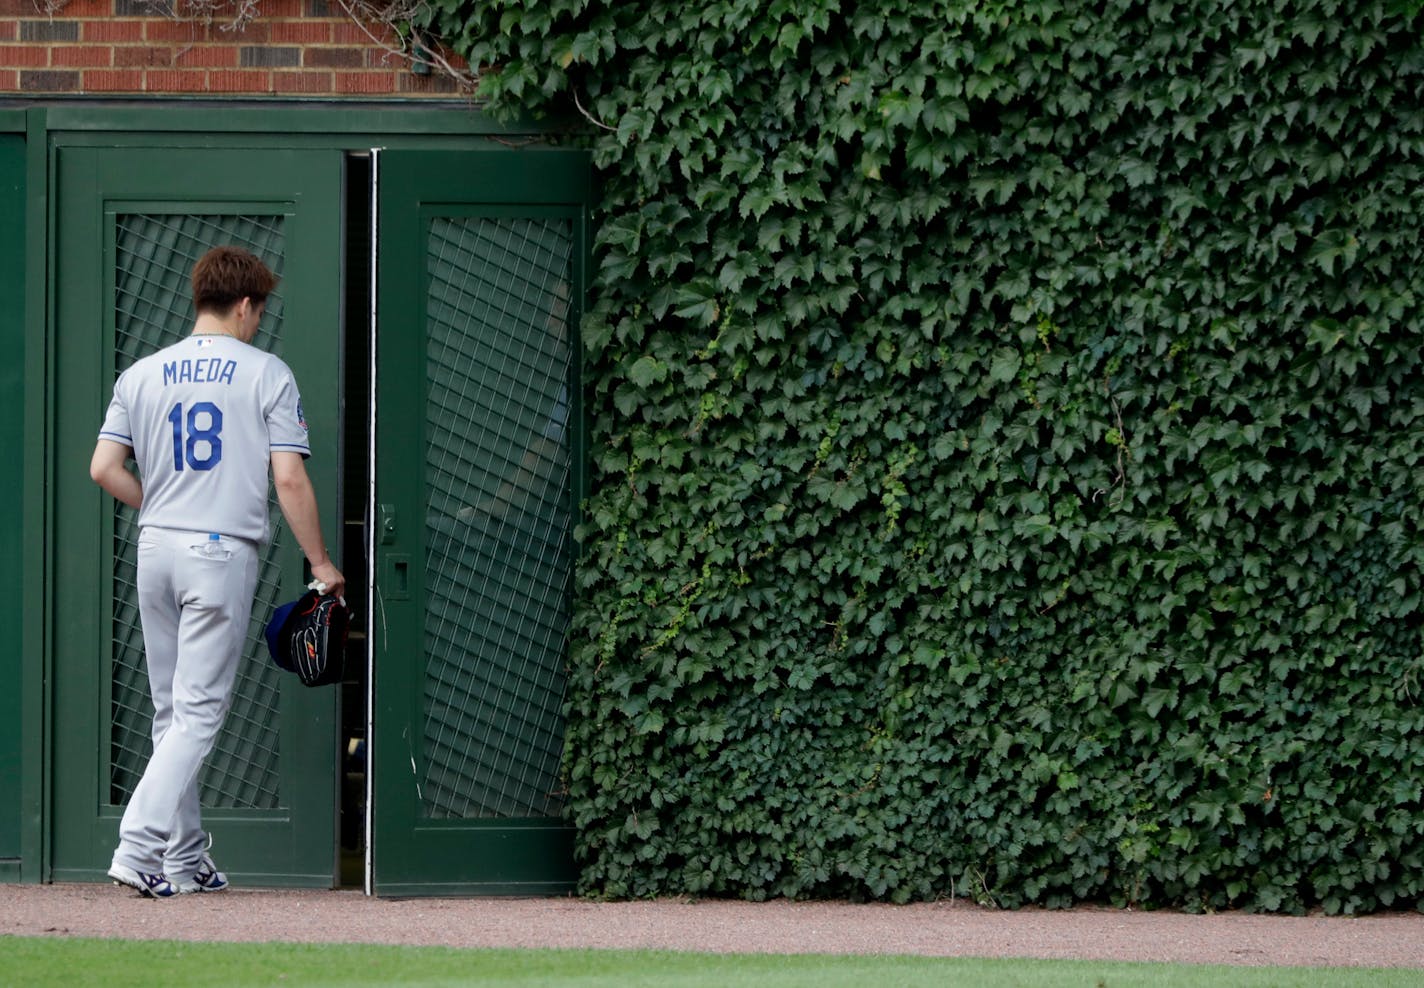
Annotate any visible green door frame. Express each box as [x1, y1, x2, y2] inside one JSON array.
[[0, 111, 34, 882], [3, 101, 584, 893], [4, 107, 56, 885]]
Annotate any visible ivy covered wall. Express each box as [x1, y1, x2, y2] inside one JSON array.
[[425, 0, 1424, 912]]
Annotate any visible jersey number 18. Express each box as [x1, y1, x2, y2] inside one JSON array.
[[167, 401, 223, 471]]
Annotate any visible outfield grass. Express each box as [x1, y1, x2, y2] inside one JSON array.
[[2, 937, 1422, 987]]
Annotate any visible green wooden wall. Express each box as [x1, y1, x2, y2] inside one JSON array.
[[0, 103, 586, 891]]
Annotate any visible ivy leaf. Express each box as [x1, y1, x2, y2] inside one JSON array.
[[988, 348, 1022, 384], [673, 279, 721, 327], [627, 355, 665, 389], [1306, 229, 1360, 276]]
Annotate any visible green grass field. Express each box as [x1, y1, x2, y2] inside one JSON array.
[[3, 937, 1422, 988]]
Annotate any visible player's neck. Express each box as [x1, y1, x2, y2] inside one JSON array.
[[191, 314, 241, 339]]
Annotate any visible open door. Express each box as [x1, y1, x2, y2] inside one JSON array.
[[369, 149, 589, 895], [50, 146, 346, 885]]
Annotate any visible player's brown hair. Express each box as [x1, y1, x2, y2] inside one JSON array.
[[191, 246, 279, 315]]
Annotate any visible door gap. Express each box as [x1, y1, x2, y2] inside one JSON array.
[[339, 150, 372, 889]]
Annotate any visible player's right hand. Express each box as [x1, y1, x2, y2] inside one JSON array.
[[311, 560, 346, 602]]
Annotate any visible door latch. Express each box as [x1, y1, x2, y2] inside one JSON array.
[[379, 503, 397, 545]]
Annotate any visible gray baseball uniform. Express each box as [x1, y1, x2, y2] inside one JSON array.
[[100, 333, 309, 885], [99, 334, 310, 539]]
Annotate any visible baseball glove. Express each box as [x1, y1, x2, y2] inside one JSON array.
[[264, 589, 350, 688]]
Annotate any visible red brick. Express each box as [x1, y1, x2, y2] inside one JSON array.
[[20, 19, 79, 42], [145, 20, 204, 43], [143, 68, 206, 92], [270, 20, 331, 44], [83, 68, 144, 92], [61, 0, 114, 15], [114, 45, 172, 67], [21, 69, 79, 91], [239, 44, 299, 68], [0, 21, 15, 42], [260, 0, 304, 16], [273, 69, 333, 94], [306, 46, 362, 68], [334, 70, 394, 94], [219, 20, 268, 44], [333, 20, 395, 47], [175, 45, 237, 68], [52, 45, 113, 67], [83, 20, 144, 42], [206, 68, 271, 92], [0, 68, 16, 89], [0, 45, 50, 68], [0, 0, 31, 15], [398, 70, 462, 95]]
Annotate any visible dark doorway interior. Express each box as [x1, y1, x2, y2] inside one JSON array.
[[339, 151, 372, 886]]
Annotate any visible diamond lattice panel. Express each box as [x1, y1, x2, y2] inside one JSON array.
[[422, 216, 574, 819], [109, 214, 291, 810]]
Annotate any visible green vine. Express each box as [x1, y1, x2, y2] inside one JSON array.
[[425, 0, 1424, 914]]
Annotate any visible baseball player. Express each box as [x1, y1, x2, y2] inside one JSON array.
[[90, 246, 345, 898]]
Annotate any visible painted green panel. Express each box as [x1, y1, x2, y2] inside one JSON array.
[[50, 147, 344, 887], [0, 135, 25, 863], [373, 149, 589, 894]]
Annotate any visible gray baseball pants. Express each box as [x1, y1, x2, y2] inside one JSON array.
[[111, 526, 259, 885]]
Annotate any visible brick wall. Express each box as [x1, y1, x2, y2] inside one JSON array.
[[0, 0, 470, 96]]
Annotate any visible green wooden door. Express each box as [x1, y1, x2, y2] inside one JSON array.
[[50, 147, 345, 886], [370, 149, 588, 894]]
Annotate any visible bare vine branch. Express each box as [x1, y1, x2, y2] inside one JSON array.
[[331, 0, 477, 93], [124, 0, 263, 30], [572, 85, 617, 132], [37, 0, 265, 30]]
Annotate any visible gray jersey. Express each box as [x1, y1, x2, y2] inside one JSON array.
[[98, 334, 310, 543]]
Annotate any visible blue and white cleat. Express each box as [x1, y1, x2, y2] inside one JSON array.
[[108, 864, 176, 899], [177, 851, 228, 894]]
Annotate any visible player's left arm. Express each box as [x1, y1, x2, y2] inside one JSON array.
[[90, 439, 143, 509]]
